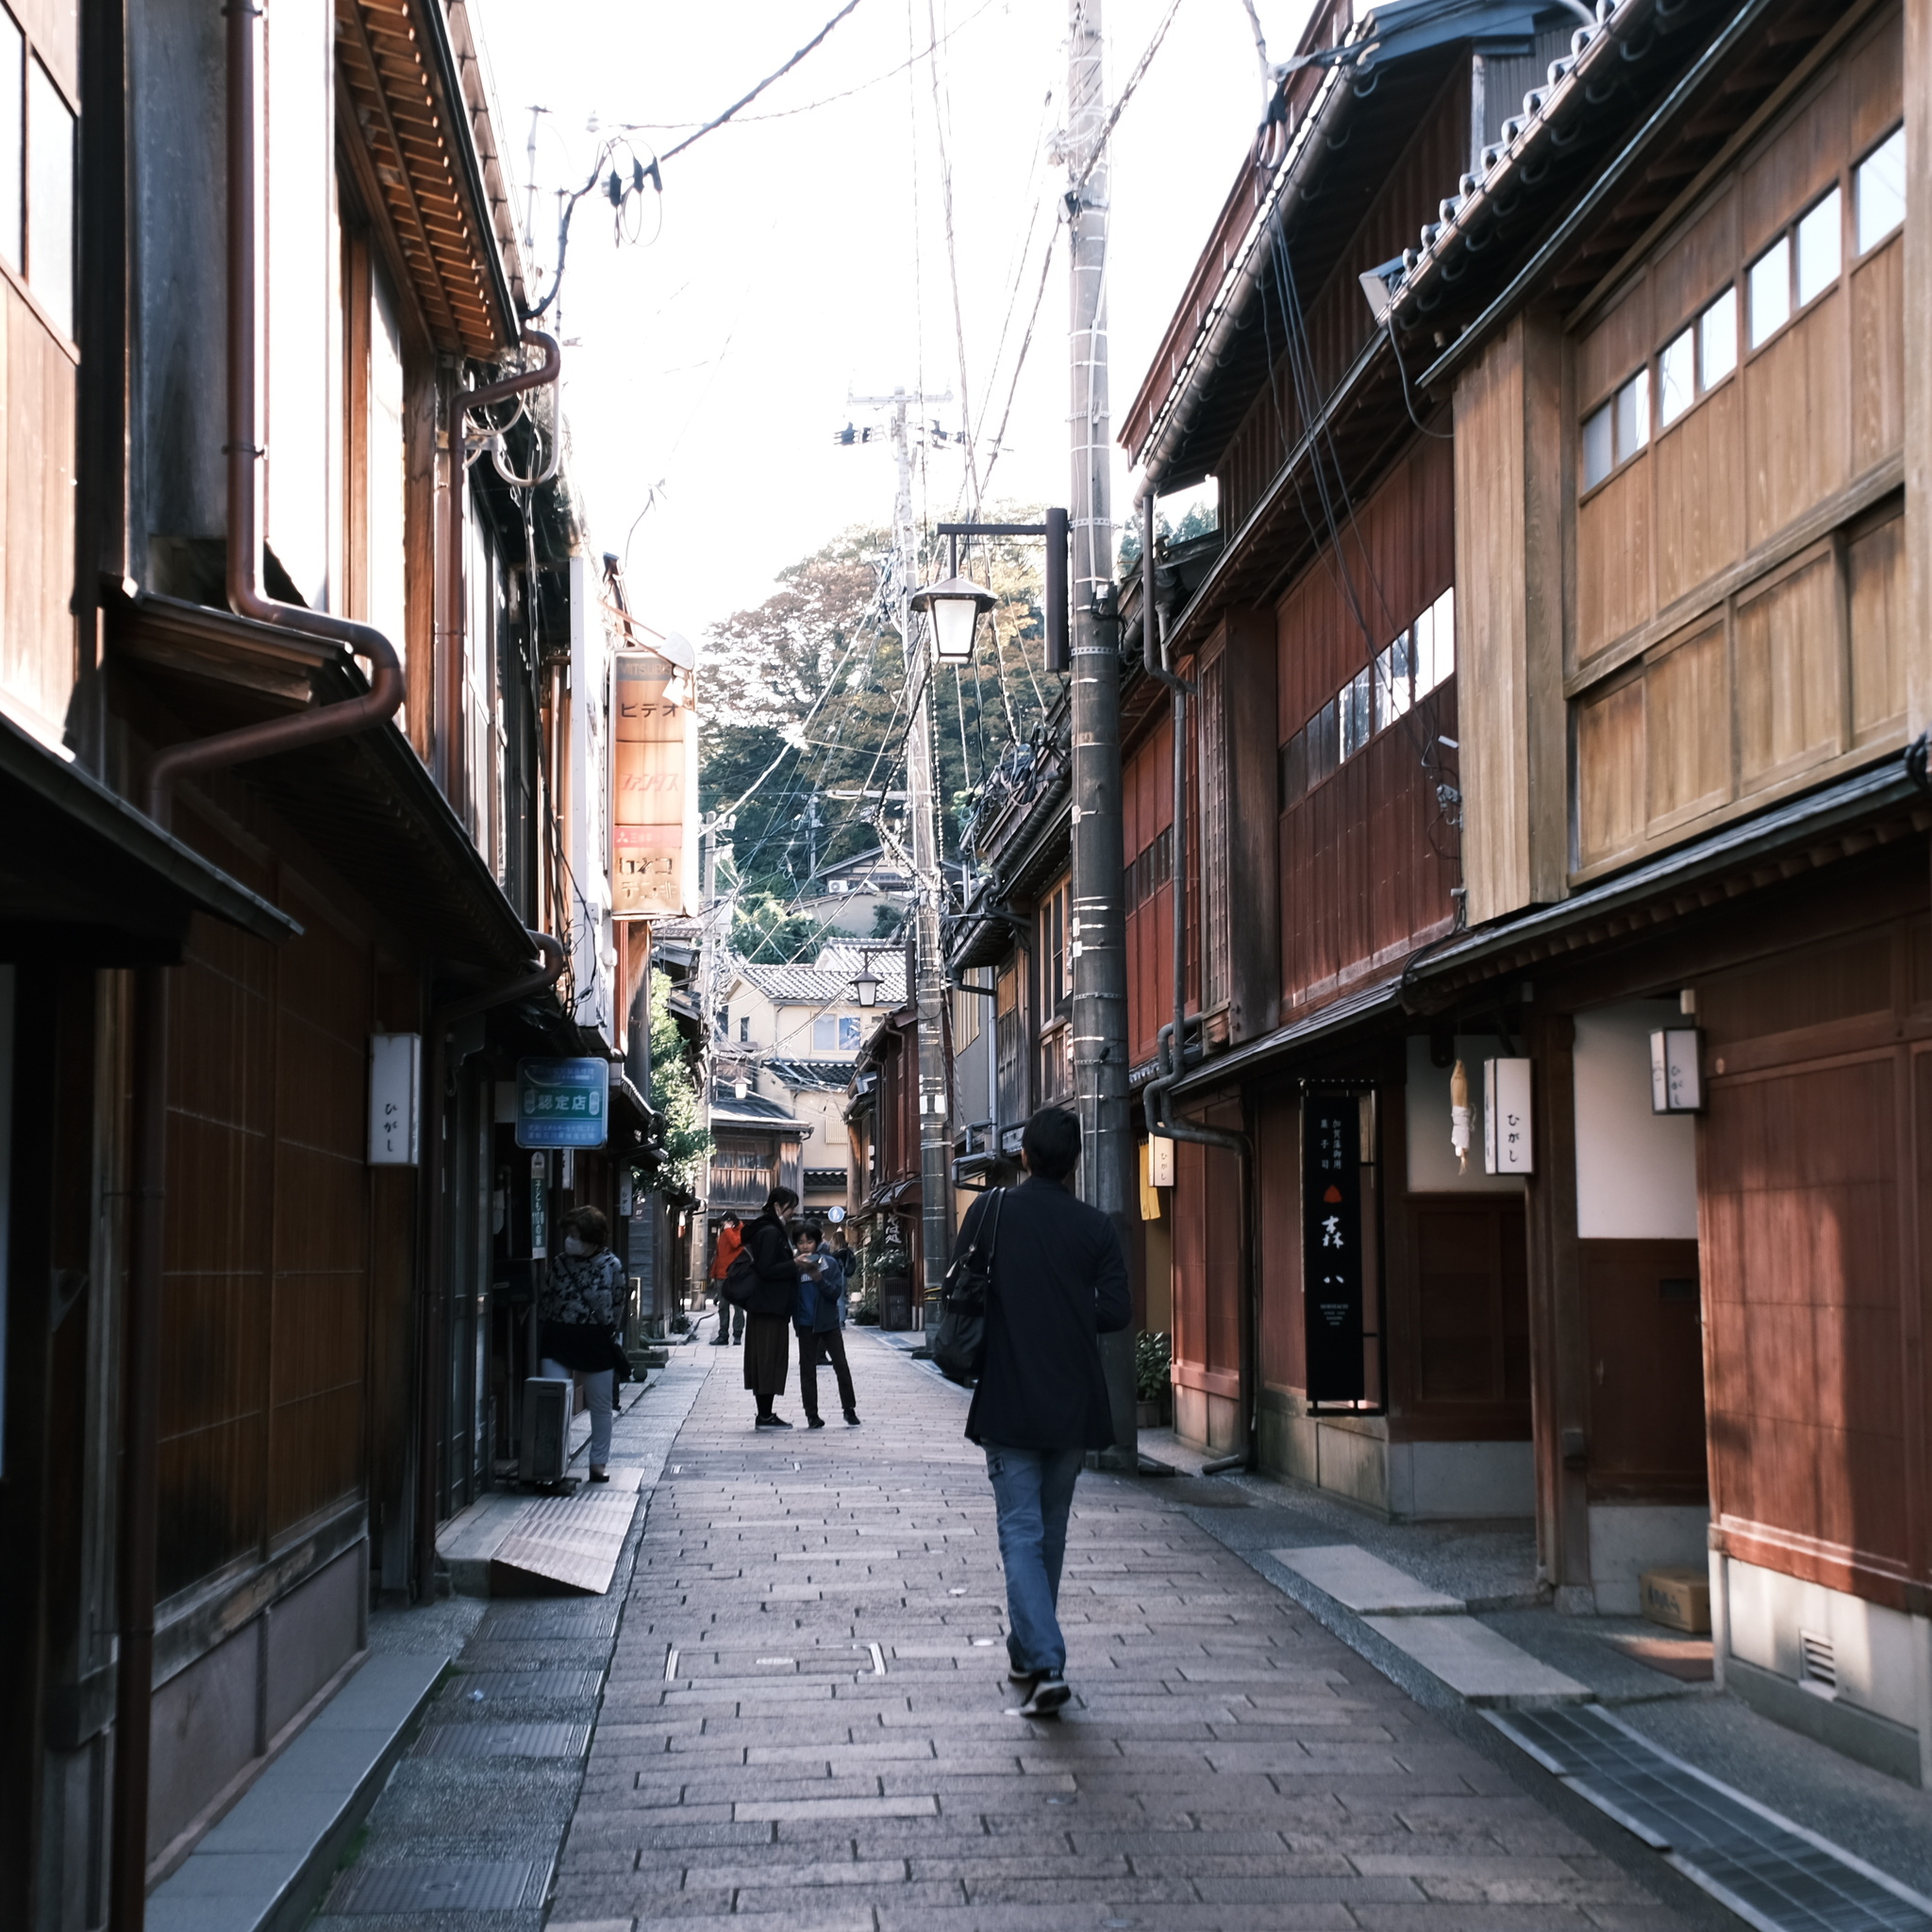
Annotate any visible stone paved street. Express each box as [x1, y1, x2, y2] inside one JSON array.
[[546, 1331, 1691, 1931]]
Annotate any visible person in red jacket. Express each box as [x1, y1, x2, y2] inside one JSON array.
[[708, 1213, 744, 1345]]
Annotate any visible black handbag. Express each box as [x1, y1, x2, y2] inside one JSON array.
[[932, 1189, 1004, 1384]]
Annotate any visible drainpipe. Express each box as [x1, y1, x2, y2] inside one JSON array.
[[412, 933, 567, 1599], [1136, 493, 1256, 1474], [108, 8, 409, 1927]]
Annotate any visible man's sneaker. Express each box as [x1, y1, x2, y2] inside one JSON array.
[[1008, 1665, 1038, 1687], [1019, 1671, 1071, 1718], [843, 1409, 861, 1425], [806, 1415, 826, 1428], [754, 1414, 792, 1429]]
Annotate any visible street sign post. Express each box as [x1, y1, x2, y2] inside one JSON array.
[[516, 1057, 610, 1149]]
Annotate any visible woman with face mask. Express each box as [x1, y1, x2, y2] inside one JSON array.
[[539, 1206, 625, 1480]]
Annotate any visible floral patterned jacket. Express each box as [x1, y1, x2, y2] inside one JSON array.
[[541, 1248, 623, 1328]]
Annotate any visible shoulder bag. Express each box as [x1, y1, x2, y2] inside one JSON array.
[[931, 1188, 1004, 1384]]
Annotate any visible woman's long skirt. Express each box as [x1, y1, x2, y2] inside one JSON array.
[[743, 1312, 791, 1397]]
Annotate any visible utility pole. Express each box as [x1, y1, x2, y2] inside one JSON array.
[[844, 389, 957, 1326], [1066, 0, 1138, 1461]]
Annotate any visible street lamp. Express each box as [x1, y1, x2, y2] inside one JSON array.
[[850, 961, 882, 1008], [908, 574, 996, 664]]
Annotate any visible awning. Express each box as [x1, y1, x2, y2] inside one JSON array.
[[110, 591, 541, 983], [0, 707, 299, 963]]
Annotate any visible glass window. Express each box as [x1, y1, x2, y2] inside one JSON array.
[[1374, 632, 1411, 731], [1700, 286, 1737, 385], [1340, 666, 1374, 759], [739, 1015, 750, 1043], [0, 14, 21, 272], [1615, 368, 1649, 458], [1582, 400, 1613, 490], [1658, 327, 1694, 426], [812, 1016, 837, 1051], [25, 57, 70, 335], [1418, 586, 1455, 695], [1857, 125, 1906, 255], [1748, 235, 1790, 346], [1794, 186, 1840, 308], [840, 1015, 860, 1050]]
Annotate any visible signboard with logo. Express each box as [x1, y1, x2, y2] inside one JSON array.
[[611, 645, 697, 919], [1302, 1091, 1365, 1404], [515, 1057, 610, 1149]]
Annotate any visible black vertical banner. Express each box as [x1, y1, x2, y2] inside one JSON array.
[[1303, 1091, 1364, 1403]]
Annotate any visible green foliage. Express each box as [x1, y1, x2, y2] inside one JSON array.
[[730, 891, 841, 964], [699, 519, 1052, 912], [1117, 497, 1219, 573], [648, 972, 709, 1196], [1135, 1329, 1172, 1402], [869, 902, 907, 941]]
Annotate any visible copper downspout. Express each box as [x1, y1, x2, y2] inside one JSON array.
[[108, 6, 406, 1925], [466, 326, 561, 409], [412, 931, 566, 1599]]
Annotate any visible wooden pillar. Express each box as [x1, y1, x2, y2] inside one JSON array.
[[1906, 0, 1932, 736], [1523, 1010, 1593, 1603], [1454, 308, 1568, 923], [1224, 608, 1280, 1044]]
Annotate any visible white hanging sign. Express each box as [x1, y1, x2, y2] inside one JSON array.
[[1483, 1058, 1534, 1174], [368, 1034, 421, 1166]]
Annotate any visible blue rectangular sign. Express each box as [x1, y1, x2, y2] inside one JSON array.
[[515, 1057, 610, 1149]]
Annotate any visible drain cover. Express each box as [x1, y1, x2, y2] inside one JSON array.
[[1490, 1707, 1932, 1931], [445, 1669, 604, 1701], [327, 1858, 550, 1913], [413, 1720, 591, 1759]]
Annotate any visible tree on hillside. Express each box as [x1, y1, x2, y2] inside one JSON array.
[[699, 518, 1054, 915]]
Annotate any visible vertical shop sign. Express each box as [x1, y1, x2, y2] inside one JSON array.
[[1302, 1091, 1365, 1403], [530, 1152, 550, 1260], [611, 646, 698, 918]]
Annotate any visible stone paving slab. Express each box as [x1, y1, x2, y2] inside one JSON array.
[[546, 1334, 1689, 1929]]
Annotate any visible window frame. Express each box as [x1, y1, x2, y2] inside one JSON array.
[[1854, 122, 1906, 258], [0, 4, 78, 348], [1745, 181, 1846, 358], [1580, 367, 1651, 495]]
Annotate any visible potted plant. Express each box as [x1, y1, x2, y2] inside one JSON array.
[[1135, 1330, 1172, 1429]]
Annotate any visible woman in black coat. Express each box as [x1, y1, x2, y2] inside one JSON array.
[[741, 1187, 801, 1427]]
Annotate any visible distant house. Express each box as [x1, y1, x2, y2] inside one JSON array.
[[790, 844, 915, 935], [709, 949, 907, 1220], [708, 1088, 806, 1214]]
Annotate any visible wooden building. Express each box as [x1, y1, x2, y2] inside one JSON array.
[[1127, 0, 1932, 1786], [0, 3, 667, 1924]]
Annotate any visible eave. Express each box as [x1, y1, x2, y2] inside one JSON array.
[[336, 0, 522, 358]]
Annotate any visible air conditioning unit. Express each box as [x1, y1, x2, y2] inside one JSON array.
[[520, 1376, 573, 1486]]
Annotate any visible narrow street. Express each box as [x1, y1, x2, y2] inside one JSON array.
[[525, 1331, 1686, 1931]]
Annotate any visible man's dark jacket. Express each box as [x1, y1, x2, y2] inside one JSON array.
[[743, 1212, 800, 1317], [960, 1174, 1131, 1450]]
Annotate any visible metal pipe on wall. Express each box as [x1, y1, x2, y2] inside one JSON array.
[[109, 6, 409, 1924]]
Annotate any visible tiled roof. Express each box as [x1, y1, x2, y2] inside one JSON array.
[[732, 952, 908, 1006], [709, 1090, 803, 1128], [764, 1058, 857, 1092]]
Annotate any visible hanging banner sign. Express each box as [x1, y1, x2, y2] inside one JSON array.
[[530, 1152, 550, 1259], [515, 1057, 610, 1149], [610, 646, 698, 920], [1302, 1091, 1365, 1404]]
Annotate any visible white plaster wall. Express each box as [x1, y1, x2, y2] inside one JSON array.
[[1587, 1503, 1709, 1614], [1725, 1554, 1923, 1728], [262, 0, 338, 608], [1406, 1037, 1527, 1193], [1573, 1001, 1698, 1239]]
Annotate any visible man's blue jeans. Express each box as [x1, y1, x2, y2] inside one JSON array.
[[983, 1442, 1084, 1675]]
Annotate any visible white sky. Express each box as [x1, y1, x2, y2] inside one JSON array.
[[466, 0, 1315, 643]]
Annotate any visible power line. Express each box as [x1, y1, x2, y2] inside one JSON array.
[[659, 0, 868, 163]]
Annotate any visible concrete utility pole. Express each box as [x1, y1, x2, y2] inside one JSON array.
[[846, 390, 957, 1324], [1067, 0, 1138, 1460]]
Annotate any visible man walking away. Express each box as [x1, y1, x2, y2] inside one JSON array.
[[960, 1107, 1129, 1717], [741, 1188, 801, 1427], [792, 1223, 859, 1428], [539, 1207, 626, 1482], [708, 1212, 744, 1345]]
